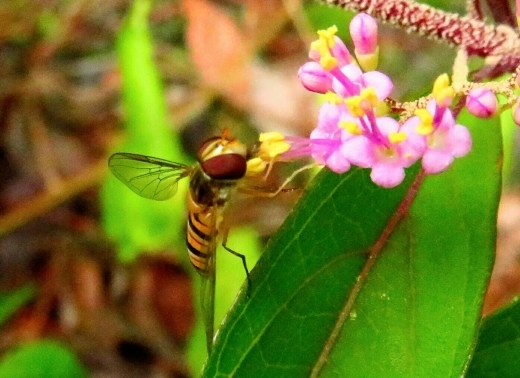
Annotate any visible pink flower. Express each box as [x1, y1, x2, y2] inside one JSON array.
[[342, 117, 425, 187], [310, 128, 352, 174], [415, 100, 472, 174], [291, 27, 474, 188]]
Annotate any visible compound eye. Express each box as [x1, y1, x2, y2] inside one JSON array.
[[201, 153, 247, 180], [197, 137, 222, 161]]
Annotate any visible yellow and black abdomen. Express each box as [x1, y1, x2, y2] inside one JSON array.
[[186, 191, 216, 275]]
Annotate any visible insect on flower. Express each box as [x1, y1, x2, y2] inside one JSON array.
[[108, 130, 296, 353]]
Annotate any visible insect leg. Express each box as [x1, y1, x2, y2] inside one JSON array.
[[267, 163, 315, 197], [221, 226, 252, 294], [238, 162, 314, 198]]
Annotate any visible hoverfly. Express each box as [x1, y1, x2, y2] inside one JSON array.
[[108, 131, 267, 353]]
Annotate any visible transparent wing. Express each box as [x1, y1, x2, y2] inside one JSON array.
[[199, 207, 220, 354], [108, 153, 191, 201]]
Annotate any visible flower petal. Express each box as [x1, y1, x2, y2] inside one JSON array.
[[316, 103, 342, 133], [362, 71, 393, 99], [341, 135, 374, 168], [447, 125, 472, 157], [370, 163, 405, 188], [422, 148, 454, 174], [326, 149, 351, 173]]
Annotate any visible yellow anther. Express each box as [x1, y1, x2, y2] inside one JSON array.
[[310, 37, 336, 70], [360, 87, 379, 107], [345, 96, 365, 117], [435, 87, 455, 106], [246, 157, 267, 176], [432, 73, 450, 97], [415, 108, 433, 123], [269, 141, 291, 157], [415, 109, 434, 135], [315, 38, 330, 57], [324, 91, 343, 105], [340, 120, 362, 135], [310, 40, 320, 53], [432, 74, 454, 106], [388, 131, 406, 144], [258, 132, 290, 160], [317, 26, 338, 47], [259, 132, 285, 143], [320, 55, 338, 71], [309, 26, 339, 71]]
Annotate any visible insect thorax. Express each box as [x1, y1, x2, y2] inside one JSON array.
[[189, 166, 238, 207]]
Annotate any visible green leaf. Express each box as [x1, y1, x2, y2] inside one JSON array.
[[466, 297, 520, 377], [0, 340, 86, 378], [0, 284, 35, 327], [203, 111, 501, 377], [101, 0, 188, 262], [500, 105, 516, 187]]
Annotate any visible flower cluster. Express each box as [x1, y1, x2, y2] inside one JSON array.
[[257, 15, 481, 188]]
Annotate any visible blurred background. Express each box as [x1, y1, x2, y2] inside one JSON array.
[[0, 0, 518, 376]]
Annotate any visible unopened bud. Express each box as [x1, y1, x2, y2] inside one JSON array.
[[298, 62, 333, 94], [331, 36, 353, 67], [466, 88, 497, 118], [350, 13, 378, 55]]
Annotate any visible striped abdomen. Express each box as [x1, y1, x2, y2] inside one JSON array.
[[186, 191, 217, 274]]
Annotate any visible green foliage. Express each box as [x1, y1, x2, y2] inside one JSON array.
[[101, 0, 188, 262], [500, 104, 516, 186], [304, 3, 354, 42], [466, 297, 520, 377], [202, 112, 501, 377], [0, 284, 35, 327], [0, 340, 86, 378]]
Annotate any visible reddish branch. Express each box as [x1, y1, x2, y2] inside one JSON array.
[[323, 0, 520, 78]]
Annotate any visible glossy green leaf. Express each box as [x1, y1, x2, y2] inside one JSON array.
[[101, 0, 188, 262], [500, 104, 516, 187], [0, 284, 35, 327], [0, 340, 86, 378], [203, 111, 501, 377], [466, 297, 520, 377]]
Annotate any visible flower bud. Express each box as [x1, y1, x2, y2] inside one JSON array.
[[331, 36, 353, 67], [298, 62, 333, 93], [349, 13, 378, 55], [466, 88, 497, 118]]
